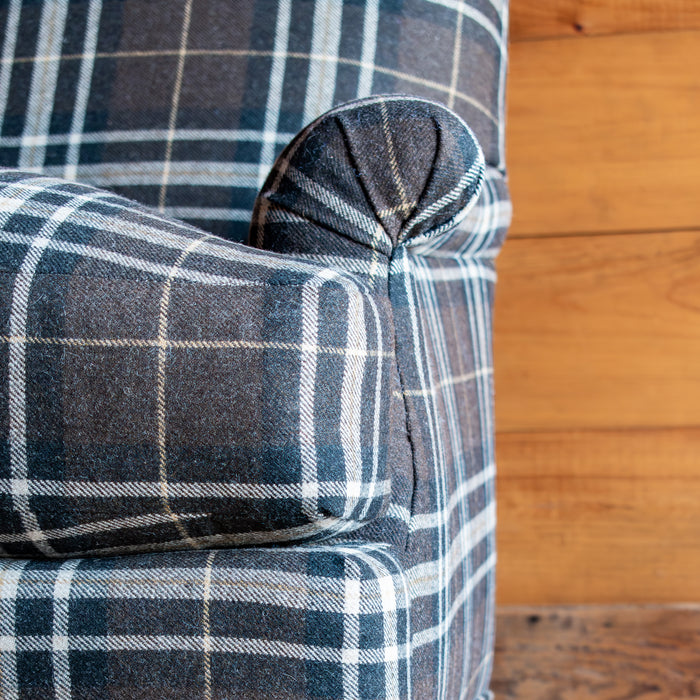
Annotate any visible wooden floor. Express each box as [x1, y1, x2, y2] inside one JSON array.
[[491, 605, 700, 699], [495, 0, 700, 605]]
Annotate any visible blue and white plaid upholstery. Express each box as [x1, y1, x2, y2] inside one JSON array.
[[0, 2, 511, 698]]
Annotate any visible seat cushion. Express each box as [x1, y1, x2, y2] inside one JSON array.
[[0, 542, 411, 699]]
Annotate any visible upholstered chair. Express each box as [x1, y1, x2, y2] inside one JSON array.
[[0, 2, 510, 698]]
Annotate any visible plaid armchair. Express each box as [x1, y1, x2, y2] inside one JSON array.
[[0, 2, 510, 698]]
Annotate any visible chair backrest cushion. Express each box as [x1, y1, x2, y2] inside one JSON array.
[[0, 0, 508, 240]]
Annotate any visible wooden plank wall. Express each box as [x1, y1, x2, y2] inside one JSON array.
[[495, 0, 700, 604]]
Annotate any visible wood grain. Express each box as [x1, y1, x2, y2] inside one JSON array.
[[506, 30, 700, 237], [510, 0, 700, 41], [494, 0, 700, 612], [496, 428, 700, 604], [491, 605, 700, 699], [494, 230, 700, 432]]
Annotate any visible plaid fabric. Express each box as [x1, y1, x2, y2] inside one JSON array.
[[251, 96, 485, 254], [0, 544, 412, 699], [0, 0, 511, 696], [0, 0, 508, 241], [0, 95, 511, 698], [252, 96, 510, 699], [0, 167, 401, 557]]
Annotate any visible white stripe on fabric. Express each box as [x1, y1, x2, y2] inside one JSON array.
[[309, 57, 497, 123], [386, 502, 411, 524], [459, 263, 493, 499], [167, 206, 252, 221], [447, 6, 463, 110], [258, 0, 292, 188], [425, 0, 502, 45], [342, 558, 361, 700], [357, 0, 378, 97], [409, 463, 494, 533], [407, 504, 495, 600], [349, 548, 402, 700], [0, 228, 266, 288], [252, 96, 315, 247], [52, 559, 80, 700], [404, 160, 484, 235], [303, 0, 343, 124], [410, 168, 511, 258], [201, 550, 217, 700], [355, 288, 385, 522], [300, 277, 321, 519], [0, 511, 207, 544], [378, 547, 413, 700], [0, 479, 390, 500], [18, 1, 70, 170], [0, 334, 393, 360], [8, 559, 410, 616], [0, 560, 27, 700], [407, 264, 495, 283], [0, 128, 296, 147], [286, 165, 379, 242], [496, 0, 509, 170], [278, 251, 390, 277], [63, 0, 102, 181], [44, 160, 260, 187], [461, 651, 494, 700], [339, 269, 367, 519], [0, 0, 22, 133], [397, 367, 492, 398], [457, 174, 510, 258]]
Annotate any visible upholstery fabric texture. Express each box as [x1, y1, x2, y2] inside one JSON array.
[[0, 0, 508, 241], [0, 2, 511, 699]]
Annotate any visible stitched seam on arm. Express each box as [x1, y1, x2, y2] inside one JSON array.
[[387, 251, 420, 553]]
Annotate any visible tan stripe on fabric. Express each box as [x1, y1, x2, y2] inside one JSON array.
[[158, 0, 193, 211], [156, 234, 210, 548], [202, 550, 217, 700], [0, 334, 393, 357]]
